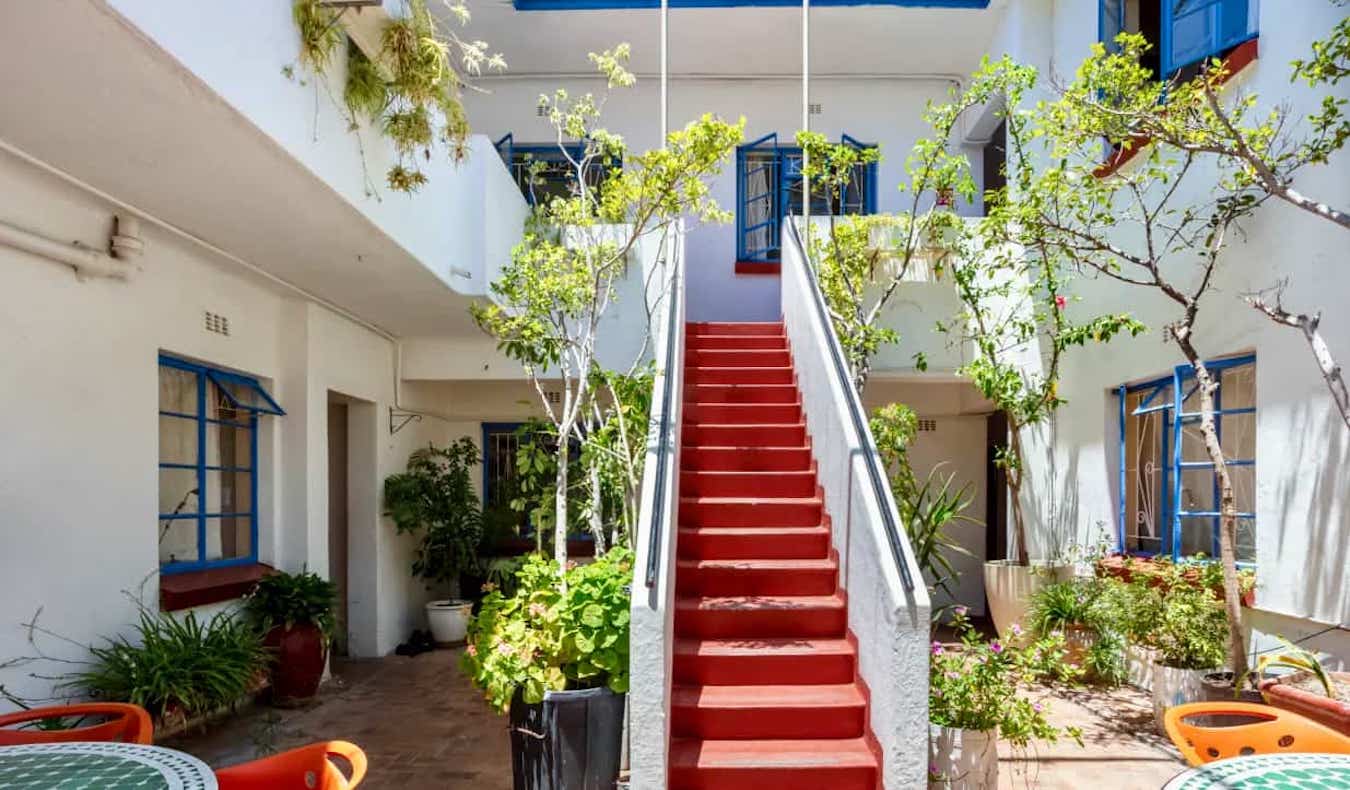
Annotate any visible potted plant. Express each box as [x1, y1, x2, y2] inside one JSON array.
[[929, 611, 1081, 789], [461, 548, 632, 790], [245, 570, 337, 707], [384, 438, 484, 646], [1133, 583, 1229, 733], [1256, 638, 1350, 735], [1025, 577, 1130, 685]]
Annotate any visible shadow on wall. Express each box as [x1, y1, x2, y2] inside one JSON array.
[[1019, 414, 1098, 563], [1269, 401, 1349, 622]]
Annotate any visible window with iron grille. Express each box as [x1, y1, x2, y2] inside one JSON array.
[[494, 134, 620, 207]]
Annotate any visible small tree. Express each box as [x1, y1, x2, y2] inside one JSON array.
[[473, 46, 744, 571]]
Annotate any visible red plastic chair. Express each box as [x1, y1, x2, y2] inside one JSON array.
[[1164, 701, 1350, 767], [215, 741, 368, 790], [0, 703, 153, 745]]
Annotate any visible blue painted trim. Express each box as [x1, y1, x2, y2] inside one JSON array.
[[159, 354, 280, 575], [481, 421, 528, 505], [1117, 384, 1127, 553], [1170, 364, 1184, 561], [1162, 0, 1259, 76], [516, 0, 987, 8]]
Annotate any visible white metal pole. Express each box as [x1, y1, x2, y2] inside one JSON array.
[[801, 0, 810, 237], [661, 0, 669, 148]]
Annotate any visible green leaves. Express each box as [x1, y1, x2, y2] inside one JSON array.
[[245, 570, 339, 643], [383, 438, 485, 585]]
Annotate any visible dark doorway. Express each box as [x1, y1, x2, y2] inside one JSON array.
[[327, 400, 350, 657], [984, 411, 1009, 563], [981, 120, 1007, 214]]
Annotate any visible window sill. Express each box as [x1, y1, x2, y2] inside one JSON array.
[[735, 260, 782, 276], [160, 563, 275, 611], [1096, 554, 1255, 608], [1094, 37, 1260, 179]]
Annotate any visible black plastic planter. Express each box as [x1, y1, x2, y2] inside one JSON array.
[[509, 686, 625, 790]]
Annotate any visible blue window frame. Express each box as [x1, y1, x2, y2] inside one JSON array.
[[1116, 355, 1256, 564], [495, 134, 620, 206], [158, 355, 283, 574], [1099, 1, 1258, 76], [736, 132, 878, 263], [481, 421, 591, 541]]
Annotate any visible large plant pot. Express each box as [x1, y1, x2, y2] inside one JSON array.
[[1201, 671, 1267, 705], [928, 725, 998, 789], [263, 622, 327, 706], [1126, 644, 1156, 691], [508, 686, 625, 790], [983, 560, 1072, 639], [1151, 662, 1217, 734], [426, 599, 474, 646], [1260, 671, 1350, 736]]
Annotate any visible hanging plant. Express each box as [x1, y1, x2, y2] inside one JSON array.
[[288, 0, 504, 194]]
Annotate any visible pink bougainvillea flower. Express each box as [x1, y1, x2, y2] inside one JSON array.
[[495, 641, 515, 657], [1033, 702, 1043, 713], [1055, 295, 1067, 310], [953, 606, 968, 617], [1010, 623, 1023, 636], [528, 603, 547, 618], [466, 644, 478, 657], [990, 642, 1004, 654], [931, 641, 944, 656]]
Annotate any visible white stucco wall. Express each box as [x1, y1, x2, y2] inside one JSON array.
[[0, 146, 449, 708], [1000, 3, 1350, 649]]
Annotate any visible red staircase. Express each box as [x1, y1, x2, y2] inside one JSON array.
[[670, 321, 880, 790]]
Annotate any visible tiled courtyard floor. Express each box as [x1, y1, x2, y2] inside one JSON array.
[[168, 647, 1188, 789]]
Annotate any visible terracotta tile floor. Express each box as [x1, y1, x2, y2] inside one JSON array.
[[166, 648, 513, 790], [167, 647, 1187, 789]]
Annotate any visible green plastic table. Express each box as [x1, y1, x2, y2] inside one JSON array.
[[0, 742, 217, 789], [1162, 752, 1350, 789]]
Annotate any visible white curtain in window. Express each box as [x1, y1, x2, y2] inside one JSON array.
[[744, 157, 771, 257], [159, 368, 198, 564]]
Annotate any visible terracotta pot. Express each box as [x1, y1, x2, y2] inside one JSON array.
[[928, 725, 998, 789], [983, 561, 1072, 640], [264, 622, 327, 706], [1062, 624, 1096, 666], [1259, 671, 1350, 736], [1151, 662, 1217, 734]]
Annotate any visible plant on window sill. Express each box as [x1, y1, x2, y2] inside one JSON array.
[[289, 0, 505, 195]]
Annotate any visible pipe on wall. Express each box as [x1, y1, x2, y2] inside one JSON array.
[[0, 214, 140, 280]]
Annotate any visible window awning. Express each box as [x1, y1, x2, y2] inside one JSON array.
[[206, 370, 285, 416]]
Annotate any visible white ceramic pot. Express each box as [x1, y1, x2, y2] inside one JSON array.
[[1151, 661, 1217, 734], [425, 599, 474, 646], [982, 561, 1072, 639], [929, 725, 998, 789], [1125, 644, 1157, 691]]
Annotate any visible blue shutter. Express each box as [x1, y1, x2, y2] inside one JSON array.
[[1163, 0, 1258, 75], [1099, 0, 1126, 51]]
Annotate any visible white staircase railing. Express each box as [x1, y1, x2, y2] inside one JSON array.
[[781, 218, 931, 789], [628, 220, 686, 789]]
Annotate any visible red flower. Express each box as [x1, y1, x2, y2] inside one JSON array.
[[1054, 295, 1067, 310]]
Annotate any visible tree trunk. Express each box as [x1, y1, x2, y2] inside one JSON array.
[[1005, 418, 1030, 566], [589, 463, 607, 556], [1178, 346, 1249, 686], [555, 444, 570, 571]]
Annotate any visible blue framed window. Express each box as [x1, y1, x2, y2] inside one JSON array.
[[1117, 355, 1255, 563], [495, 134, 620, 206], [1099, 1, 1258, 77], [481, 421, 591, 540], [736, 132, 878, 263], [158, 355, 283, 574]]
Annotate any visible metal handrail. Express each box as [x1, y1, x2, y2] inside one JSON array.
[[643, 227, 683, 588], [785, 218, 916, 594]]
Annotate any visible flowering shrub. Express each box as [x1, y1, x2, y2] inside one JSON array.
[[929, 609, 1082, 749], [460, 548, 632, 711]]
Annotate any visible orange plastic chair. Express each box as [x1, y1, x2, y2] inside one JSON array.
[[215, 741, 367, 790], [0, 703, 153, 746], [1164, 701, 1350, 767]]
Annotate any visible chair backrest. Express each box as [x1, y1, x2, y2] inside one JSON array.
[[215, 741, 367, 790], [0, 703, 153, 746], [1164, 701, 1350, 767]]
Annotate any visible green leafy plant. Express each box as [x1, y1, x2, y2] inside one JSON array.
[[245, 570, 338, 643], [1027, 577, 1132, 686], [75, 610, 267, 722], [384, 438, 485, 587], [1026, 581, 1096, 635], [870, 403, 976, 601], [460, 547, 633, 711], [578, 365, 655, 551], [1130, 582, 1229, 670], [293, 0, 344, 74], [1257, 637, 1340, 699], [929, 610, 1082, 748]]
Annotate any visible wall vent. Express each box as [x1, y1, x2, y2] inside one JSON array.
[[917, 418, 937, 433], [536, 104, 549, 117], [545, 390, 562, 405], [808, 103, 823, 115], [204, 311, 230, 337]]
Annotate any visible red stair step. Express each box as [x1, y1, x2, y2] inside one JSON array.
[[680, 497, 822, 528], [686, 367, 795, 385], [687, 349, 791, 368], [685, 384, 799, 404], [674, 638, 856, 686], [679, 470, 816, 498], [682, 423, 807, 447], [687, 335, 788, 350], [681, 446, 812, 472], [677, 526, 832, 561], [684, 402, 802, 424], [687, 322, 785, 336], [672, 684, 866, 739], [669, 738, 877, 790], [676, 558, 838, 596], [674, 594, 847, 639]]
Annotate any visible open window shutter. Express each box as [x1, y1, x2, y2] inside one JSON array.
[[1163, 0, 1257, 75], [1099, 0, 1126, 51]]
